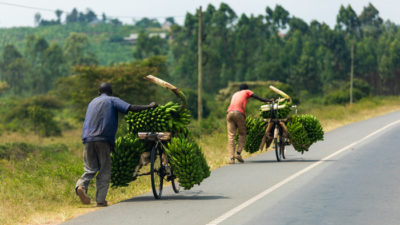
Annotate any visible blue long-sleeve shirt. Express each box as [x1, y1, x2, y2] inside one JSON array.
[[82, 94, 130, 145]]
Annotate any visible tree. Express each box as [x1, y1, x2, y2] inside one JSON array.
[[266, 5, 290, 32], [66, 8, 79, 23], [135, 18, 161, 28], [0, 81, 9, 94], [64, 32, 98, 66], [359, 3, 383, 38], [34, 13, 42, 26], [2, 58, 31, 95], [56, 56, 166, 120], [55, 10, 63, 24], [289, 41, 321, 95], [134, 31, 168, 60], [336, 5, 361, 36], [166, 17, 175, 25], [4, 95, 64, 136]]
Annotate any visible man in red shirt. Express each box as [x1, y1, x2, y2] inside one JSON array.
[[227, 84, 273, 164]]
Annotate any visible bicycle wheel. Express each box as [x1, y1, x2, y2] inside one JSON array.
[[150, 144, 164, 199], [280, 136, 286, 159], [171, 173, 180, 193], [274, 137, 282, 162]]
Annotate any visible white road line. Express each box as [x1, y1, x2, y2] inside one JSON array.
[[206, 119, 400, 225]]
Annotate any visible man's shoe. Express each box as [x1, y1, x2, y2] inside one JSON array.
[[77, 186, 91, 204], [97, 201, 108, 207], [235, 155, 244, 163], [228, 158, 235, 164]]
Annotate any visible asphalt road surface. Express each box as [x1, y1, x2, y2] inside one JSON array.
[[63, 110, 400, 225]]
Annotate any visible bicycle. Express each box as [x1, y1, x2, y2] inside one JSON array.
[[136, 132, 180, 199], [259, 86, 294, 162]]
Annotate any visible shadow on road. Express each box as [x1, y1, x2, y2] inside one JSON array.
[[124, 194, 229, 202], [246, 159, 335, 163]]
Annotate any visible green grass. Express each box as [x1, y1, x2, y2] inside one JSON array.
[[2, 96, 400, 224]]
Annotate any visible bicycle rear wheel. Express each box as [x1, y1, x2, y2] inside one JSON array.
[[150, 145, 164, 199]]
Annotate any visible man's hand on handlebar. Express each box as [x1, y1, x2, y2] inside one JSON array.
[[264, 98, 274, 103]]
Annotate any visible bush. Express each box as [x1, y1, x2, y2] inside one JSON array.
[[323, 78, 371, 105], [2, 95, 64, 136]]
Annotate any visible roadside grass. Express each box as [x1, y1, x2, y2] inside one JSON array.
[[1, 96, 400, 225]]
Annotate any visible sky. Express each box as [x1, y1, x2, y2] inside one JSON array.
[[0, 0, 398, 28]]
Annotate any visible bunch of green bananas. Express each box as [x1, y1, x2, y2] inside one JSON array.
[[261, 101, 292, 119], [295, 114, 324, 143], [243, 117, 267, 153], [125, 101, 191, 135], [287, 114, 324, 153], [111, 133, 146, 187], [165, 137, 210, 190]]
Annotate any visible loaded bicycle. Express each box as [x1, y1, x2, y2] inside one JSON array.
[[259, 86, 295, 161], [136, 132, 180, 199]]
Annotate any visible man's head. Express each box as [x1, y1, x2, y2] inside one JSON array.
[[239, 83, 249, 90], [99, 82, 113, 96]]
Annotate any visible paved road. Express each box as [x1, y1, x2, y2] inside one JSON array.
[[64, 110, 400, 225]]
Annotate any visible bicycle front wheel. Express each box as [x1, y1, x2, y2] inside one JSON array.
[[150, 145, 164, 199], [280, 137, 286, 159], [274, 137, 283, 162]]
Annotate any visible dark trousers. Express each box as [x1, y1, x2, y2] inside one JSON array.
[[75, 141, 111, 203]]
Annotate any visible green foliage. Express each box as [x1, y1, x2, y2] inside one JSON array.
[[3, 95, 64, 136], [64, 32, 98, 66], [134, 31, 169, 60], [134, 18, 161, 29], [323, 78, 371, 104], [181, 88, 210, 119], [0, 81, 9, 94], [165, 137, 210, 190], [56, 56, 167, 120]]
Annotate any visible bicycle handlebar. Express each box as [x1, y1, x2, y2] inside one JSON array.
[[269, 85, 292, 104]]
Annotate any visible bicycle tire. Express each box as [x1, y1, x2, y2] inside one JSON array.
[[274, 137, 282, 162], [280, 136, 286, 159], [150, 144, 164, 199], [171, 174, 180, 193]]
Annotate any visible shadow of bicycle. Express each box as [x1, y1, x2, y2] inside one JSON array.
[[124, 193, 229, 202], [245, 159, 335, 163]]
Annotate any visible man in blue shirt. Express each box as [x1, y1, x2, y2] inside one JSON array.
[[75, 82, 157, 206]]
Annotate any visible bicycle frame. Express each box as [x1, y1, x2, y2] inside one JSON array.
[[137, 132, 180, 199]]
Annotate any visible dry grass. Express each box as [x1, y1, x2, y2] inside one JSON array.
[[1, 96, 400, 225]]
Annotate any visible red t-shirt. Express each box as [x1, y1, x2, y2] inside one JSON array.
[[227, 90, 254, 114]]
